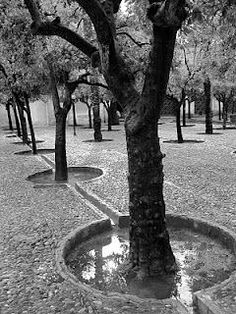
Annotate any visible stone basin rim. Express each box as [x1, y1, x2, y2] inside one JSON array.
[[55, 214, 236, 313]]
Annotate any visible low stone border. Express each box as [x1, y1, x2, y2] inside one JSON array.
[[163, 140, 205, 144], [11, 140, 45, 145], [197, 133, 223, 136], [14, 148, 55, 155], [82, 139, 114, 143], [75, 183, 127, 226], [56, 214, 236, 314]]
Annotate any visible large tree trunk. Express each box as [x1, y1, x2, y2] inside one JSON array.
[[55, 112, 68, 181], [126, 121, 176, 275], [204, 77, 213, 134], [24, 93, 37, 154], [123, 25, 179, 276], [6, 102, 13, 131]]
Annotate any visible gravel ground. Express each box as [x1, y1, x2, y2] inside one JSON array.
[[1, 116, 236, 313], [32, 119, 236, 234]]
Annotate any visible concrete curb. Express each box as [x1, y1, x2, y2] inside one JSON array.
[[75, 182, 128, 226]]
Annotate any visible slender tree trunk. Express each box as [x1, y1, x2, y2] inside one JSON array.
[[88, 107, 92, 128], [176, 104, 184, 143], [107, 106, 112, 131], [126, 121, 176, 275], [47, 58, 70, 182], [182, 89, 186, 127], [218, 100, 222, 120], [72, 101, 77, 136], [187, 98, 191, 119], [103, 105, 106, 123], [91, 78, 102, 141], [222, 102, 228, 130], [23, 93, 37, 154], [204, 77, 213, 134], [12, 102, 21, 137], [15, 94, 28, 143], [6, 103, 13, 131], [232, 102, 235, 114]]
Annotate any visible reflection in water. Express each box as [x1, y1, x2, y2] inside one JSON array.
[[66, 228, 236, 313]]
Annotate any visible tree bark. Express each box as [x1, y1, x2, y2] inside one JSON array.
[[126, 121, 176, 275], [23, 93, 37, 154], [91, 78, 102, 141], [124, 25, 179, 275], [204, 77, 213, 134], [6, 102, 13, 131]]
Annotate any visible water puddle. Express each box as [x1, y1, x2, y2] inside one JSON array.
[[66, 228, 236, 313]]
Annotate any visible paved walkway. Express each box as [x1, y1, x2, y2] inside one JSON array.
[[1, 117, 236, 313]]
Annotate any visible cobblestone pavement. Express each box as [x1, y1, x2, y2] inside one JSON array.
[[1, 116, 236, 313]]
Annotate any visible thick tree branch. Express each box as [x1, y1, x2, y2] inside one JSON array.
[[24, 0, 99, 63], [75, 0, 114, 44], [117, 32, 150, 47], [0, 64, 8, 78], [69, 78, 109, 90], [181, 45, 191, 77], [24, 0, 42, 22]]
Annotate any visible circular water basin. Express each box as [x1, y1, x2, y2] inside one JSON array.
[[27, 167, 103, 185], [65, 227, 236, 313]]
